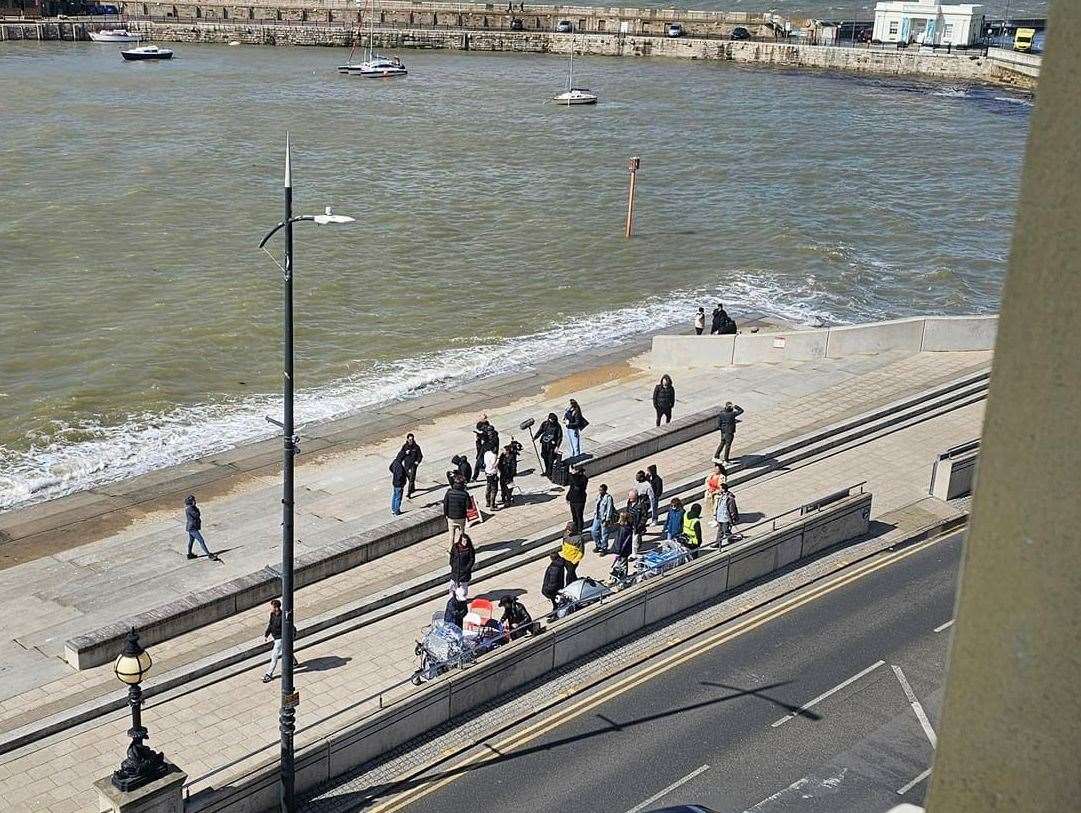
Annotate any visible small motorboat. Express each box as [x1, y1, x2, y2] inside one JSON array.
[[339, 56, 407, 78], [120, 44, 174, 61], [89, 28, 141, 42], [552, 87, 598, 105]]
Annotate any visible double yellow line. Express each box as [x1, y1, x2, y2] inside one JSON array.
[[368, 531, 951, 812]]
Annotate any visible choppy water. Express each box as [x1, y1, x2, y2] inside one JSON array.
[[0, 41, 1031, 509]]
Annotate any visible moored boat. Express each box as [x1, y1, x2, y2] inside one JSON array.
[[120, 44, 174, 61], [89, 28, 141, 42]]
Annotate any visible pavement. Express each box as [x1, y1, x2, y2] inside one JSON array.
[[0, 347, 988, 812], [340, 531, 961, 813]]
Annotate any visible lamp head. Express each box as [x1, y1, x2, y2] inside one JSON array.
[[312, 206, 355, 226], [114, 628, 153, 686]]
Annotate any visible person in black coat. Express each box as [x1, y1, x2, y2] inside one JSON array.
[[443, 477, 471, 545], [533, 412, 563, 478], [646, 464, 664, 524], [652, 374, 676, 426], [541, 551, 566, 612], [499, 595, 535, 640], [449, 533, 476, 596], [473, 415, 493, 481], [710, 303, 727, 334], [389, 454, 408, 516], [565, 465, 589, 533], [399, 433, 424, 498], [446, 454, 473, 485], [184, 495, 219, 561], [715, 401, 745, 463], [444, 590, 470, 629], [497, 445, 517, 506]]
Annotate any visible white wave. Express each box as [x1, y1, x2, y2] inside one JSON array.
[[0, 276, 843, 512], [931, 87, 973, 98], [993, 96, 1034, 106]]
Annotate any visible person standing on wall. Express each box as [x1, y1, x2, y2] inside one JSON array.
[[715, 401, 745, 463], [399, 433, 424, 499], [564, 399, 588, 458], [389, 453, 408, 516], [533, 412, 563, 479], [694, 307, 706, 335], [566, 464, 589, 533], [449, 533, 476, 598], [591, 483, 615, 553], [652, 374, 676, 426], [714, 483, 740, 545], [184, 495, 220, 561]]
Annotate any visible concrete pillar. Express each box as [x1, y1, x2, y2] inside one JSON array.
[[925, 1, 1081, 810]]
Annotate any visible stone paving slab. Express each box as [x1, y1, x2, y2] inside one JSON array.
[[0, 353, 988, 812]]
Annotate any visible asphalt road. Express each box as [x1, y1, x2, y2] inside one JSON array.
[[368, 529, 962, 813]]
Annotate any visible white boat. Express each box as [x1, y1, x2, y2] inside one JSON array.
[[552, 41, 597, 105], [553, 87, 598, 105], [120, 44, 174, 61], [89, 28, 141, 42], [337, 0, 407, 78]]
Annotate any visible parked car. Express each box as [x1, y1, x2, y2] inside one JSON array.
[[666, 23, 684, 38], [731, 26, 751, 40], [556, 20, 573, 33], [510, 17, 524, 30]]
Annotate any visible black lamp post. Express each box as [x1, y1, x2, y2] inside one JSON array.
[[111, 629, 167, 792], [258, 136, 353, 813]]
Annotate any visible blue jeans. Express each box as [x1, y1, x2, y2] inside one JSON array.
[[566, 429, 582, 457], [391, 486, 404, 515], [187, 530, 211, 557], [591, 515, 609, 551]]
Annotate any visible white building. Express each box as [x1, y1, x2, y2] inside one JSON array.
[[873, 0, 984, 46]]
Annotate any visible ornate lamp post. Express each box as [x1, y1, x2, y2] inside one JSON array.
[[111, 629, 167, 792]]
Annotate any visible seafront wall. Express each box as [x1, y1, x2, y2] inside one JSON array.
[[650, 314, 999, 370], [0, 14, 1038, 89]]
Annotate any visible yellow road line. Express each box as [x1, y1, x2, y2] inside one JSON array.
[[368, 532, 949, 813]]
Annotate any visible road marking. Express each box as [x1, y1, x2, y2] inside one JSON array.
[[771, 660, 886, 727], [366, 533, 951, 813], [892, 664, 937, 748], [624, 764, 711, 813], [897, 767, 933, 795], [933, 619, 954, 632]]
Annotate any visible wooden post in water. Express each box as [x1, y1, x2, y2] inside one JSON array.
[[625, 156, 640, 238]]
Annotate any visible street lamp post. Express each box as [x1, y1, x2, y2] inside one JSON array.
[[111, 629, 167, 792], [258, 136, 354, 813]]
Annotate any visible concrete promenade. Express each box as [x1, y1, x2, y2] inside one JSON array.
[[0, 346, 988, 811]]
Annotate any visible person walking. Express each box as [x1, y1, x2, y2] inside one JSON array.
[[443, 476, 470, 545], [694, 307, 706, 335], [710, 303, 727, 335], [389, 454, 407, 516], [715, 401, 745, 463], [682, 503, 704, 557], [705, 462, 727, 527], [646, 464, 664, 524], [563, 399, 588, 458], [664, 496, 685, 541], [541, 551, 566, 612], [483, 446, 500, 510], [714, 483, 740, 545], [560, 521, 585, 583], [449, 533, 476, 598], [533, 412, 563, 479], [262, 599, 297, 683], [399, 433, 424, 499], [652, 375, 676, 426], [590, 483, 615, 553], [184, 495, 219, 561], [566, 464, 589, 533], [634, 470, 657, 530]]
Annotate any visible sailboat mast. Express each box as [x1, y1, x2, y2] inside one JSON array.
[[368, 0, 374, 61], [568, 38, 573, 89]]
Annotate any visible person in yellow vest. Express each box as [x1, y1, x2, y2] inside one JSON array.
[[704, 463, 726, 527], [559, 521, 585, 583], [682, 504, 703, 558]]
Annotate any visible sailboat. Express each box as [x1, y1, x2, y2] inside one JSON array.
[[337, 0, 407, 78], [552, 40, 597, 105]]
